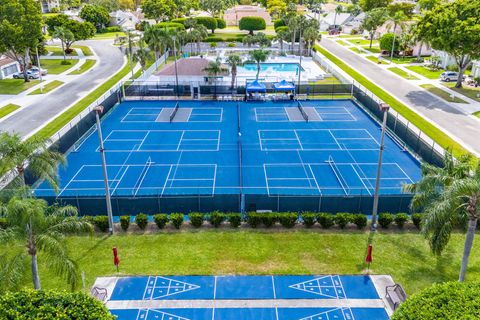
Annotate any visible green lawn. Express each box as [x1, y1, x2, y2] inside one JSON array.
[[28, 80, 64, 95], [336, 40, 350, 46], [474, 111, 480, 118], [384, 56, 422, 64], [314, 44, 469, 157], [69, 59, 97, 75], [442, 83, 480, 102], [366, 56, 385, 64], [0, 103, 20, 118], [72, 45, 94, 56], [406, 66, 444, 79], [33, 62, 130, 140], [420, 84, 468, 103], [388, 67, 419, 80], [362, 46, 381, 54], [207, 32, 246, 40], [4, 230, 479, 295], [40, 59, 79, 74], [93, 31, 126, 39], [348, 39, 378, 47], [349, 47, 364, 54], [45, 46, 78, 56], [0, 79, 40, 95]]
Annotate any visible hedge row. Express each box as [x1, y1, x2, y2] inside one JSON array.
[[80, 212, 423, 232]]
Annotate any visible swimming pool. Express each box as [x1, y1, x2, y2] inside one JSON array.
[[239, 63, 304, 73]]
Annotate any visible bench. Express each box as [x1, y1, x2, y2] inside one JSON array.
[[385, 284, 407, 310]]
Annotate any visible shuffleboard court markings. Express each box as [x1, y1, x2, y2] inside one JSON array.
[[288, 276, 346, 299], [142, 276, 201, 300], [298, 307, 355, 320], [137, 309, 190, 320]]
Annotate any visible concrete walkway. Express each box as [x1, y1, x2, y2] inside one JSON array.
[[0, 40, 125, 138], [320, 38, 480, 156]]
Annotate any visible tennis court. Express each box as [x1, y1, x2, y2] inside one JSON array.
[[95, 275, 392, 320], [35, 99, 421, 214]]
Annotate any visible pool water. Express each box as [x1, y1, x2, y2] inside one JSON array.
[[239, 63, 304, 73]]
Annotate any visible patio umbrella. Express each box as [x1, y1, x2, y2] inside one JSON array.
[[113, 247, 120, 272]]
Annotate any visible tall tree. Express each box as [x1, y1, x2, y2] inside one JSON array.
[[144, 25, 170, 59], [190, 24, 208, 54], [415, 0, 480, 88], [141, 0, 176, 23], [226, 55, 243, 90], [201, 0, 234, 17], [202, 57, 228, 98], [46, 15, 96, 53], [275, 28, 290, 54], [362, 8, 388, 49], [359, 0, 392, 12], [286, 15, 300, 53], [0, 198, 93, 290], [0, 0, 43, 83], [385, 11, 407, 59], [249, 49, 270, 80], [134, 38, 152, 75], [303, 20, 321, 55], [79, 4, 110, 30], [0, 133, 65, 192], [304, 0, 325, 21], [53, 27, 74, 62], [333, 5, 343, 29], [89, 0, 120, 11]]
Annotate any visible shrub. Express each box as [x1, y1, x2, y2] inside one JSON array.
[[247, 212, 262, 228], [135, 213, 148, 230], [170, 213, 184, 229], [61, 60, 72, 65], [216, 18, 226, 29], [302, 212, 316, 227], [261, 213, 277, 228], [227, 42, 236, 47], [0, 290, 114, 319], [94, 216, 109, 232], [228, 213, 242, 228], [195, 17, 218, 33], [352, 214, 367, 229], [81, 215, 95, 226], [379, 33, 400, 54], [156, 22, 185, 30], [378, 213, 394, 228], [171, 18, 187, 25], [411, 213, 422, 229], [209, 211, 225, 228], [120, 215, 130, 231], [0, 217, 7, 229], [334, 213, 351, 229], [391, 281, 480, 320], [279, 212, 298, 228], [394, 213, 409, 228], [189, 212, 204, 228], [210, 42, 217, 48], [239, 16, 266, 35], [273, 19, 285, 30], [317, 213, 335, 229], [153, 214, 169, 229]]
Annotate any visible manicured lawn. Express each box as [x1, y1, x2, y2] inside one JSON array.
[[207, 32, 246, 40], [72, 45, 94, 56], [311, 77, 342, 85], [420, 84, 468, 103], [442, 83, 480, 102], [348, 39, 378, 47], [362, 46, 381, 54], [336, 40, 350, 46], [474, 111, 480, 118], [315, 44, 469, 157], [69, 59, 97, 75], [33, 62, 130, 140], [406, 66, 444, 79], [93, 31, 126, 39], [4, 230, 479, 295], [349, 47, 364, 54], [28, 80, 64, 95], [40, 59, 79, 74], [388, 67, 419, 80], [0, 103, 20, 118], [45, 46, 77, 56], [366, 56, 385, 64], [0, 79, 40, 95], [384, 56, 422, 64]]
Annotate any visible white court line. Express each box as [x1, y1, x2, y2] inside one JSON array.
[[217, 131, 220, 151], [271, 276, 277, 299], [136, 131, 150, 151], [350, 164, 372, 196], [293, 130, 304, 150], [57, 165, 86, 197], [212, 164, 217, 196], [394, 163, 415, 183], [177, 130, 185, 151], [328, 129, 343, 150], [72, 127, 97, 151], [142, 276, 153, 300], [111, 165, 130, 195], [161, 165, 173, 196], [308, 164, 322, 195], [263, 164, 271, 196]]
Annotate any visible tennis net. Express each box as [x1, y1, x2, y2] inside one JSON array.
[[169, 101, 180, 122], [297, 101, 309, 122]]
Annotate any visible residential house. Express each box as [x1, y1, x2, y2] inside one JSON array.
[[110, 10, 141, 31], [320, 12, 352, 31], [471, 61, 480, 78], [224, 5, 272, 26], [0, 56, 20, 80], [342, 12, 365, 35], [154, 57, 229, 84], [39, 0, 60, 13]]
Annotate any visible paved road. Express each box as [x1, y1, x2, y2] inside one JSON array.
[[0, 40, 124, 138], [321, 38, 480, 155]]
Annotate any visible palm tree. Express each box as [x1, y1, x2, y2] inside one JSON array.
[[226, 55, 243, 90], [386, 11, 407, 59], [203, 57, 228, 98], [190, 25, 208, 55], [287, 15, 300, 53], [275, 28, 290, 55], [53, 26, 74, 62], [0, 132, 65, 192], [144, 25, 166, 60], [303, 20, 321, 56], [134, 39, 152, 76], [249, 49, 270, 80], [333, 5, 343, 30], [0, 198, 93, 290]]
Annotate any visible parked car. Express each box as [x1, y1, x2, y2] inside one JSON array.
[[12, 70, 40, 79], [29, 66, 48, 76], [440, 71, 459, 82]]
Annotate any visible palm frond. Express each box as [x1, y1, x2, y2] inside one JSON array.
[[0, 252, 26, 293]]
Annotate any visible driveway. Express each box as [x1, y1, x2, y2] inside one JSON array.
[[0, 40, 124, 138], [320, 38, 480, 155]]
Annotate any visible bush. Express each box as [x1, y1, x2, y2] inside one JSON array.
[[279, 212, 298, 228], [239, 16, 266, 35], [120, 215, 130, 231], [0, 217, 7, 229], [210, 42, 217, 48], [317, 213, 335, 229], [94, 216, 109, 232], [412, 213, 422, 229], [81, 215, 95, 226], [189, 212, 204, 228], [170, 213, 184, 229], [246, 212, 262, 228], [273, 19, 285, 30], [61, 60, 72, 65], [153, 214, 169, 229], [209, 211, 225, 228], [216, 18, 226, 29], [379, 33, 400, 54], [334, 213, 351, 229], [171, 18, 187, 25], [98, 26, 122, 33], [302, 212, 316, 227], [227, 42, 236, 47], [261, 213, 277, 228], [378, 213, 394, 228], [391, 281, 480, 320], [157, 22, 185, 30], [135, 213, 148, 230], [352, 214, 367, 229], [228, 213, 242, 228], [394, 213, 409, 228], [195, 17, 218, 33], [0, 290, 114, 319]]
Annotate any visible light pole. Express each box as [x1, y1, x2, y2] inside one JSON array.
[[36, 45, 43, 94], [126, 31, 135, 80], [94, 106, 114, 235], [371, 103, 390, 231], [297, 35, 303, 98], [172, 36, 179, 98]]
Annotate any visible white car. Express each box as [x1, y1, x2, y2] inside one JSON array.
[[440, 71, 459, 82], [29, 66, 48, 76]]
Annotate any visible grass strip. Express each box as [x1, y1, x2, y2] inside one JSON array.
[[69, 59, 97, 75], [388, 67, 419, 80], [40, 59, 79, 74], [420, 84, 468, 104], [28, 80, 64, 95], [366, 55, 385, 64], [72, 45, 94, 56], [474, 111, 480, 118], [0, 79, 40, 95], [45, 46, 77, 56], [349, 47, 364, 54], [33, 62, 129, 140], [442, 83, 480, 102], [93, 31, 126, 39], [314, 44, 469, 157], [405, 66, 443, 79], [0, 103, 20, 118]]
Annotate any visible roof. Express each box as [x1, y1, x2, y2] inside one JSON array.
[[322, 12, 352, 26], [156, 58, 228, 77], [0, 56, 16, 67]]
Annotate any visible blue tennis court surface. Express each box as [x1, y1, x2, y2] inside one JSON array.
[[35, 100, 421, 213], [106, 275, 390, 319]]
